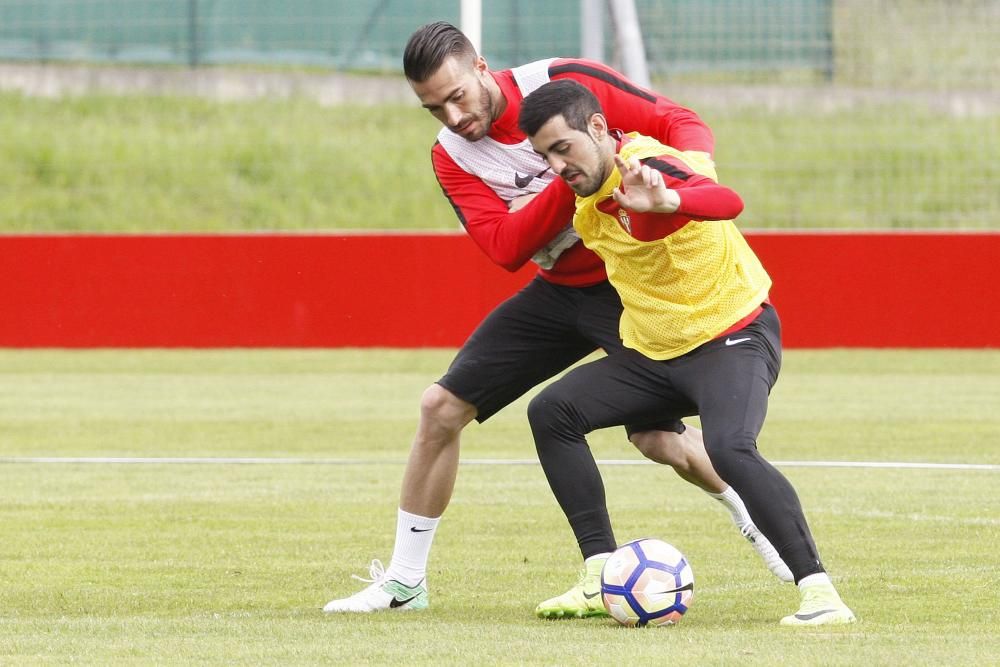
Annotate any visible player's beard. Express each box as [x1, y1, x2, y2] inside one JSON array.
[[565, 138, 610, 197], [454, 79, 495, 142]]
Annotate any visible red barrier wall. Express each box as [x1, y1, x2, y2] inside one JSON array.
[[1, 231, 997, 348], [747, 231, 999, 348]]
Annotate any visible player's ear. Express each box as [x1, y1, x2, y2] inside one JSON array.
[[589, 112, 609, 140]]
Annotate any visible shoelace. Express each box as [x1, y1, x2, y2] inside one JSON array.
[[351, 559, 387, 585]]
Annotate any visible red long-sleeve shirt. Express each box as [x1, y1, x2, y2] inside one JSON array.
[[431, 58, 714, 287]]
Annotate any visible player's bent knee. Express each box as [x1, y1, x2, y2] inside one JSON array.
[[526, 389, 566, 431], [630, 430, 689, 469], [525, 393, 549, 430], [419, 383, 476, 430], [702, 432, 758, 475]]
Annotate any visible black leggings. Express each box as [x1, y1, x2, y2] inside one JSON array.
[[437, 276, 681, 559], [527, 305, 825, 581]]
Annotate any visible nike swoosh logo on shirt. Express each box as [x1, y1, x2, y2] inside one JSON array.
[[725, 337, 752, 346], [514, 167, 550, 189]]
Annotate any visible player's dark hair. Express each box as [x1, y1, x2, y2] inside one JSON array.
[[518, 80, 603, 137], [403, 21, 477, 82]]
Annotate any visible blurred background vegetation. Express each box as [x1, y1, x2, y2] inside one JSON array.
[[0, 0, 996, 231]]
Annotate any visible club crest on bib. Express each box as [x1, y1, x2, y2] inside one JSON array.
[[618, 209, 633, 234]]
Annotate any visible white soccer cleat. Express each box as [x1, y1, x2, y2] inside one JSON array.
[[740, 523, 794, 583], [322, 559, 428, 613], [780, 582, 856, 626]]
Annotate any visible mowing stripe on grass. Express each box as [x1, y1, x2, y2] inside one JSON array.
[[0, 456, 996, 470]]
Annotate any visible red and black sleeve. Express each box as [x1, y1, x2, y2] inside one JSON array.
[[431, 142, 578, 272], [550, 59, 714, 155], [643, 154, 744, 220]]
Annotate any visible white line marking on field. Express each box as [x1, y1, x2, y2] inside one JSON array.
[[855, 510, 1000, 526], [0, 457, 996, 470], [765, 460, 1000, 471]]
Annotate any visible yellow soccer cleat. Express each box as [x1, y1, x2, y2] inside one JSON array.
[[535, 555, 610, 619], [780, 582, 857, 626]]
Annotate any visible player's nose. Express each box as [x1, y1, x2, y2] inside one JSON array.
[[444, 104, 463, 128]]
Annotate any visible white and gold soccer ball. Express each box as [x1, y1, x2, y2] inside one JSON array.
[[600, 538, 694, 627]]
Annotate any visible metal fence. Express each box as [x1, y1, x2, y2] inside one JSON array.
[[0, 0, 836, 75]]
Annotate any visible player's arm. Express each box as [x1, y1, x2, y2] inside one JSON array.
[[549, 59, 714, 155], [432, 144, 578, 271], [613, 154, 743, 220]]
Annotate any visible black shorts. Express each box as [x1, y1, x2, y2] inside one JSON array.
[[438, 275, 683, 434]]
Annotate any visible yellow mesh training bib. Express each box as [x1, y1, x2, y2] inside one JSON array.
[[574, 134, 771, 360]]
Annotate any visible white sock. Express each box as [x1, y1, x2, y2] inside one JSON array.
[[797, 572, 832, 590], [386, 508, 440, 587], [707, 486, 753, 527]]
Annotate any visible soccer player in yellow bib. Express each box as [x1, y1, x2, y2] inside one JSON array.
[[518, 79, 856, 626]]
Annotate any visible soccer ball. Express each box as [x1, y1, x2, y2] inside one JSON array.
[[600, 538, 694, 627]]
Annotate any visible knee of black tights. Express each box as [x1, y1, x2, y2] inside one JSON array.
[[527, 388, 581, 437], [703, 432, 761, 471]]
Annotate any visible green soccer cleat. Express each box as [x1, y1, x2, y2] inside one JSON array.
[[535, 555, 610, 619], [780, 582, 856, 626], [323, 559, 428, 613]]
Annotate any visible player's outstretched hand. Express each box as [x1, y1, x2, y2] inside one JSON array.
[[612, 155, 680, 214]]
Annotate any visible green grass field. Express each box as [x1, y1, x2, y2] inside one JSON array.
[[1, 349, 998, 664]]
